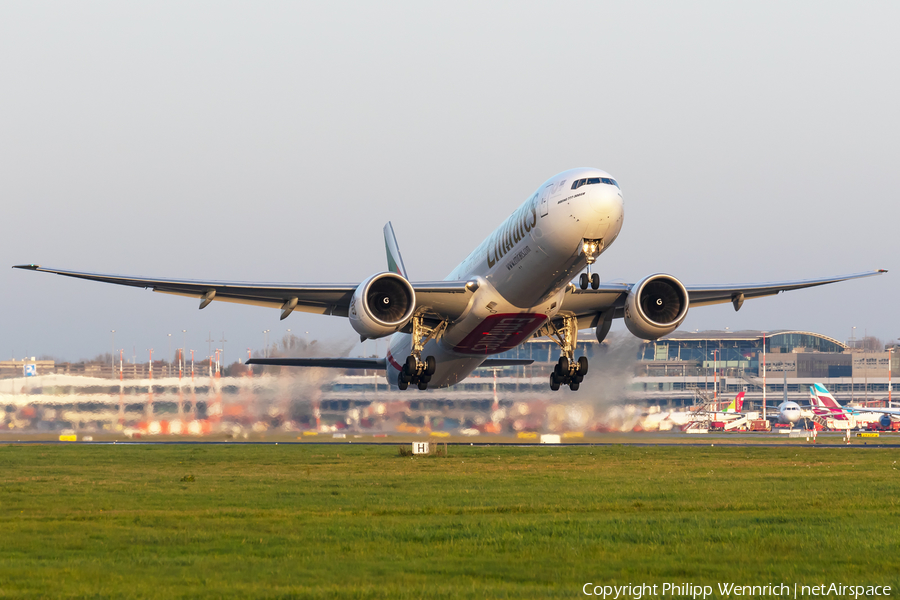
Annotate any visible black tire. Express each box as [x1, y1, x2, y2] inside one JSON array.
[[417, 380, 428, 390], [570, 381, 580, 391], [549, 374, 560, 391], [573, 373, 584, 384], [397, 374, 409, 390], [591, 273, 600, 289], [577, 356, 589, 375], [424, 355, 436, 376], [557, 356, 569, 375], [405, 355, 418, 375], [579, 273, 589, 290], [421, 374, 432, 383]]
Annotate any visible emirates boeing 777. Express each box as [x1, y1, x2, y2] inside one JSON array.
[[13, 168, 886, 391]]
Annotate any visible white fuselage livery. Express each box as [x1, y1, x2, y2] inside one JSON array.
[[385, 168, 624, 388], [776, 401, 803, 425]]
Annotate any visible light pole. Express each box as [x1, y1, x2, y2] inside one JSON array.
[[888, 345, 893, 407], [110, 330, 116, 379], [263, 330, 270, 358], [219, 332, 227, 369], [182, 330, 187, 374], [167, 333, 172, 378]]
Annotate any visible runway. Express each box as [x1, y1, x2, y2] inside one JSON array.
[[2, 431, 898, 449]]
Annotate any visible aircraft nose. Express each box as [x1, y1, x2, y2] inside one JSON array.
[[589, 185, 624, 218]]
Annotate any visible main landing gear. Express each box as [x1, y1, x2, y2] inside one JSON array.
[[396, 315, 446, 391], [397, 355, 436, 390], [543, 315, 588, 391], [550, 355, 588, 391]]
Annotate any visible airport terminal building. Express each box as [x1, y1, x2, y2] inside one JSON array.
[[2, 329, 897, 434]]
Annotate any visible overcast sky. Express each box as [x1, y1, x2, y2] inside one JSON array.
[[1, 1, 896, 363]]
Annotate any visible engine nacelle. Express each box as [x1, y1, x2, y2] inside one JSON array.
[[623, 274, 689, 340], [348, 272, 416, 339], [881, 414, 894, 429]]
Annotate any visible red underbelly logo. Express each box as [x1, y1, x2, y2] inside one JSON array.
[[453, 313, 546, 355]]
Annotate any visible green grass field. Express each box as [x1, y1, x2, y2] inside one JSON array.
[[1, 443, 898, 599]]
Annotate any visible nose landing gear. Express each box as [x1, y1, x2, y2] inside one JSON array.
[[579, 272, 600, 290], [578, 238, 604, 290]]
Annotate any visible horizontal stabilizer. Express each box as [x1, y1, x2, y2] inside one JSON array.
[[477, 359, 534, 368], [246, 357, 385, 370]]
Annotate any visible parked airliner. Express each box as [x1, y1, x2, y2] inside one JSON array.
[[810, 383, 899, 429], [13, 168, 886, 391]]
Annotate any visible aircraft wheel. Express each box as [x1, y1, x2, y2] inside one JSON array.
[[579, 273, 589, 290], [424, 355, 436, 376], [577, 356, 589, 375], [569, 381, 580, 391], [557, 356, 569, 376], [405, 355, 418, 375], [421, 374, 432, 383], [397, 374, 409, 390], [591, 273, 600, 289], [417, 380, 428, 390], [549, 374, 561, 391], [573, 373, 584, 384]]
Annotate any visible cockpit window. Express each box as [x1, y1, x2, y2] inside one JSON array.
[[571, 177, 619, 190]]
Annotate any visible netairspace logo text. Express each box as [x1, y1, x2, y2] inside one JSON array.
[[582, 582, 892, 599]]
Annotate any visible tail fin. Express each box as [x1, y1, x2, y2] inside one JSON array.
[[809, 385, 820, 407], [383, 222, 408, 279], [725, 392, 745, 413], [811, 383, 849, 420]]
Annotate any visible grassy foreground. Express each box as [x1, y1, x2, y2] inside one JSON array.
[[0, 444, 898, 599]]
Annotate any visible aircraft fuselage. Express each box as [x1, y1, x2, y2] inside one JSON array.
[[386, 168, 625, 388]]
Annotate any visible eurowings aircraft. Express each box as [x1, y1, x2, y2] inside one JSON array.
[[13, 168, 886, 391], [811, 383, 899, 429]]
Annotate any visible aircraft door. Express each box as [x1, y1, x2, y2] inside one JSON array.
[[539, 185, 551, 217]]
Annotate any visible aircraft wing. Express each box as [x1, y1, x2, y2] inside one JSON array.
[[244, 357, 534, 370], [12, 265, 472, 321], [477, 359, 534, 368], [843, 405, 900, 416], [682, 270, 888, 308], [558, 270, 887, 331], [246, 357, 386, 369]]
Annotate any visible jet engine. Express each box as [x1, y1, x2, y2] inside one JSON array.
[[881, 414, 894, 429], [623, 274, 689, 340], [348, 272, 416, 339]]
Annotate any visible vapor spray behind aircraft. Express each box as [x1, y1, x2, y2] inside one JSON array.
[[14, 168, 887, 391]]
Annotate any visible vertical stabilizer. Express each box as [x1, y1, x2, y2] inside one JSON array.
[[725, 391, 745, 413], [812, 383, 849, 420], [383, 222, 408, 279]]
